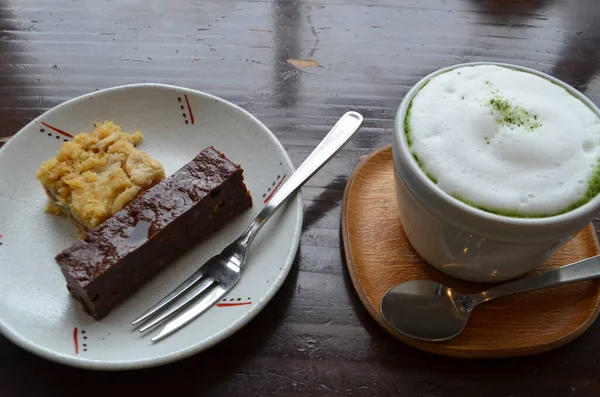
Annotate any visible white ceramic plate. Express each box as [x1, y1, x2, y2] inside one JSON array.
[[0, 84, 302, 370]]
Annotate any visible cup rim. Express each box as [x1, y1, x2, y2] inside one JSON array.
[[393, 61, 600, 227]]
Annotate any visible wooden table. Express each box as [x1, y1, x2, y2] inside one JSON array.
[[2, 0, 600, 395]]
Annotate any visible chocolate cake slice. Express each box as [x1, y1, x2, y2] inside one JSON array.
[[55, 146, 252, 319]]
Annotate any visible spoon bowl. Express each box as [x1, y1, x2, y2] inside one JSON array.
[[380, 280, 476, 341]]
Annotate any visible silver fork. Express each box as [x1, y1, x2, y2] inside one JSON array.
[[131, 111, 364, 342]]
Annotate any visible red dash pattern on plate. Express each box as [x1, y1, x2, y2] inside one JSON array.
[[178, 95, 195, 125], [41, 122, 73, 141], [184, 94, 195, 125], [217, 297, 252, 307], [73, 327, 79, 354], [263, 174, 287, 203], [72, 328, 90, 354]]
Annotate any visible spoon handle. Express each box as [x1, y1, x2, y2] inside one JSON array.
[[476, 255, 600, 304]]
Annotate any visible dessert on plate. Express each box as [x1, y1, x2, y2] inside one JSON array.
[[37, 121, 165, 233], [38, 122, 253, 319], [54, 146, 253, 319]]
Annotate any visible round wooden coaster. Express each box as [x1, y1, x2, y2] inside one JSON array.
[[341, 145, 600, 358]]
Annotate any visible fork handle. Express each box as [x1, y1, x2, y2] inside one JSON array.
[[240, 111, 363, 247]]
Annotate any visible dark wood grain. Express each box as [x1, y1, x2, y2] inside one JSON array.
[[1, 0, 600, 396]]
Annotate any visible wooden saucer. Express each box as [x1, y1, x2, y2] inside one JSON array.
[[341, 145, 600, 358]]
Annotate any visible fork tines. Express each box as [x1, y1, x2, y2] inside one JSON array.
[[131, 266, 217, 342]]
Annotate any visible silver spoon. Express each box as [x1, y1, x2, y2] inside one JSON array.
[[380, 255, 600, 342]]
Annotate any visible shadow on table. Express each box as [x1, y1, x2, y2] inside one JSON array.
[[302, 175, 349, 230], [1, 256, 301, 395], [467, 0, 551, 26]]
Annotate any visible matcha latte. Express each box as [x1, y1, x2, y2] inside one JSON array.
[[406, 64, 600, 217]]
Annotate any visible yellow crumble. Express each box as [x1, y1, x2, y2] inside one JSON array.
[[37, 121, 165, 231]]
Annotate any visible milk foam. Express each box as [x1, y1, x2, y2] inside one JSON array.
[[407, 65, 600, 216]]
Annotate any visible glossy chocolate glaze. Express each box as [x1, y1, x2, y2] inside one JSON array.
[[56, 146, 252, 319]]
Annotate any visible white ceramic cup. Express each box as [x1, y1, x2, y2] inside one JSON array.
[[392, 62, 600, 282]]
